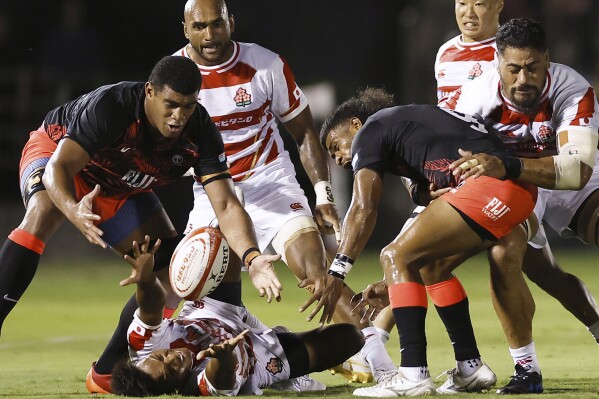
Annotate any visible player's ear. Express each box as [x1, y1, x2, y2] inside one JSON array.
[[229, 14, 235, 34], [543, 50, 550, 68], [350, 117, 363, 132], [145, 82, 155, 98], [183, 21, 189, 38]]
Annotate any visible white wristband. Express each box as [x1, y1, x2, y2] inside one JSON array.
[[315, 181, 335, 205], [329, 254, 354, 278]]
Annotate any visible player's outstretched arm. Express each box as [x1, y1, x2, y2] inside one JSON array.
[[202, 176, 283, 302], [120, 236, 164, 326], [43, 138, 108, 248], [196, 329, 249, 391]]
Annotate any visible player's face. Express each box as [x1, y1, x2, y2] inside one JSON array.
[[137, 348, 194, 391], [498, 46, 549, 113], [455, 0, 503, 42], [325, 120, 360, 170], [144, 83, 198, 139], [183, 0, 235, 66]]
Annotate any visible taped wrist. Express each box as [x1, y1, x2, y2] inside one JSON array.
[[327, 253, 354, 280], [315, 181, 335, 205]]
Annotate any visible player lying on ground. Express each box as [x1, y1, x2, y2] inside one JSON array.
[[109, 236, 364, 396], [320, 89, 538, 396]]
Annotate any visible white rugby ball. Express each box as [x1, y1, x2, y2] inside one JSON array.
[[169, 227, 230, 301]]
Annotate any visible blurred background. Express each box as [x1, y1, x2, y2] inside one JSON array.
[[1, 0, 598, 258]]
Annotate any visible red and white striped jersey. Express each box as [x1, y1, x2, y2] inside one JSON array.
[[434, 35, 497, 103], [441, 62, 599, 158], [175, 42, 308, 181]]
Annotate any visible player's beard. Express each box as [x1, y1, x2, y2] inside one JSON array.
[[508, 85, 542, 114]]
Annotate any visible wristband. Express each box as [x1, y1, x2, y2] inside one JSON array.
[[328, 253, 354, 279], [241, 247, 260, 268], [315, 181, 335, 205], [500, 156, 523, 179]]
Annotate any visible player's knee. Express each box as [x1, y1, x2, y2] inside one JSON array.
[[380, 244, 412, 275], [273, 216, 319, 264]]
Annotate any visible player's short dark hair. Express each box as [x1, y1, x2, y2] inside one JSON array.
[[496, 18, 547, 54], [320, 87, 395, 147], [111, 359, 176, 397], [148, 56, 202, 96]]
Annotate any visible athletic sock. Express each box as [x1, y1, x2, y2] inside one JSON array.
[[400, 366, 430, 382], [587, 320, 599, 344], [375, 326, 390, 344], [426, 277, 481, 375], [389, 282, 428, 368], [359, 326, 396, 379], [509, 341, 541, 374], [0, 229, 45, 333], [94, 294, 138, 374]]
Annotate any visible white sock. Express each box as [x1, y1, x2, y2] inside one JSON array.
[[509, 341, 541, 374], [360, 327, 396, 379], [400, 366, 430, 382], [587, 320, 599, 343], [375, 327, 390, 344], [457, 357, 482, 377]]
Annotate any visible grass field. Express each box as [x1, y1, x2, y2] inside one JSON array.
[[1, 249, 598, 398]]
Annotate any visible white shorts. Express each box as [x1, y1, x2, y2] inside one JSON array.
[[185, 151, 313, 254], [529, 158, 599, 248]]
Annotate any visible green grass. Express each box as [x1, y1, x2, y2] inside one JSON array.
[[1, 250, 599, 398]]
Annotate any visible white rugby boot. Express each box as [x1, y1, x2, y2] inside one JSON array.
[[436, 363, 496, 394], [353, 369, 436, 397]]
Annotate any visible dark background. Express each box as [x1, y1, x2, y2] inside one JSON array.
[[1, 0, 598, 253]]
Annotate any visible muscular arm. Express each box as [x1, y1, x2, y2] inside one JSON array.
[[451, 127, 597, 190], [283, 106, 330, 184], [202, 177, 261, 258], [42, 138, 106, 246], [202, 176, 282, 301], [337, 168, 383, 260]]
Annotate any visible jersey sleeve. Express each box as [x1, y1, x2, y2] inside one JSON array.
[[267, 56, 308, 123], [192, 105, 230, 178], [550, 66, 599, 133], [351, 119, 387, 176], [126, 309, 171, 363], [65, 92, 128, 156]]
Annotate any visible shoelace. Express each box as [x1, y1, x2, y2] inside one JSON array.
[[435, 368, 458, 381], [375, 370, 405, 386]]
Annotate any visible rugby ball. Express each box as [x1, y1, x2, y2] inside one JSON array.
[[169, 227, 230, 301]]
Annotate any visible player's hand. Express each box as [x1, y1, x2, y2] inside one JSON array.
[[120, 236, 161, 286], [350, 280, 390, 323], [70, 184, 108, 248], [450, 149, 506, 181], [298, 273, 344, 325], [313, 204, 341, 242], [248, 254, 283, 303], [412, 182, 452, 205], [196, 329, 249, 362]]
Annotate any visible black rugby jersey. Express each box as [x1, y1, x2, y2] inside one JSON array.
[[352, 104, 508, 189], [42, 82, 228, 196]]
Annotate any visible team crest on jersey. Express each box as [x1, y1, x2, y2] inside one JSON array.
[[537, 125, 554, 141], [172, 154, 183, 165], [482, 197, 510, 221], [468, 63, 483, 80], [266, 357, 284, 375], [234, 87, 252, 107], [437, 69, 446, 79]]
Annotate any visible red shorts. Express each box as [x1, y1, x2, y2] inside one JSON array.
[[440, 176, 537, 240]]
